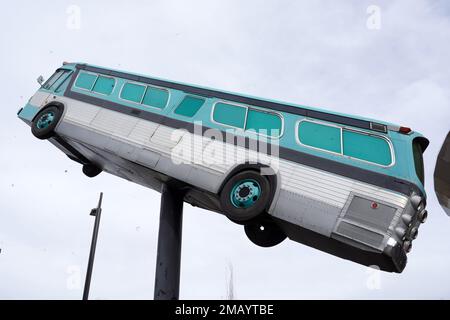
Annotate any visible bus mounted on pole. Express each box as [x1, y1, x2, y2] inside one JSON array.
[[18, 62, 429, 273]]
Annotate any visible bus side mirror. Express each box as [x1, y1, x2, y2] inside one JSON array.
[[37, 75, 45, 85]]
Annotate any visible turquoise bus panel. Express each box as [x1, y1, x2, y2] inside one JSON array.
[[213, 102, 246, 128], [142, 86, 169, 109], [75, 72, 97, 90], [174, 96, 205, 117], [18, 103, 40, 122], [343, 130, 392, 166], [298, 121, 341, 153], [92, 76, 115, 95], [121, 82, 146, 103], [246, 109, 282, 137]]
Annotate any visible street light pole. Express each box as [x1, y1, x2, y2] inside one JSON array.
[[83, 192, 103, 300]]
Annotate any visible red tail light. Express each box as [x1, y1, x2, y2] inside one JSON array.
[[399, 127, 412, 134]]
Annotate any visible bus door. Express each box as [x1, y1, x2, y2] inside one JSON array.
[[435, 131, 450, 216]]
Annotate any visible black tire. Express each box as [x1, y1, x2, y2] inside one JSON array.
[[31, 105, 63, 140], [244, 217, 287, 248], [220, 170, 271, 223], [82, 164, 102, 178]]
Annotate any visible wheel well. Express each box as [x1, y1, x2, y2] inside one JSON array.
[[219, 163, 279, 211], [31, 101, 65, 123]]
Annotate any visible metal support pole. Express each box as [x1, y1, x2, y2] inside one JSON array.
[[83, 192, 103, 300], [154, 184, 184, 300]]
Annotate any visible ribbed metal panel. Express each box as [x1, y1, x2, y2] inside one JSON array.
[[336, 221, 385, 248]]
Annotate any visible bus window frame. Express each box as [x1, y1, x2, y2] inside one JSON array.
[[118, 81, 171, 111], [295, 118, 395, 168], [41, 69, 67, 90], [141, 85, 171, 110], [211, 101, 284, 138], [74, 71, 117, 96], [54, 71, 74, 93]]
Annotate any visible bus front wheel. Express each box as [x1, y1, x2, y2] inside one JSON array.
[[31, 105, 63, 140], [244, 217, 287, 247]]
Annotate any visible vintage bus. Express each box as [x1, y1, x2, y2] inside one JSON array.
[[18, 62, 429, 273]]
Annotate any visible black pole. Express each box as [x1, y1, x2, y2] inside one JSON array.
[[154, 184, 184, 300], [83, 192, 103, 300]]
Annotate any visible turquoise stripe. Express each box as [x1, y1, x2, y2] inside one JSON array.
[[18, 103, 40, 121]]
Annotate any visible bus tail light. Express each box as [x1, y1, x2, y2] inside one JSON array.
[[399, 126, 412, 134]]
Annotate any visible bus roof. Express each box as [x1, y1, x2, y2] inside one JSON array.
[[63, 62, 410, 133]]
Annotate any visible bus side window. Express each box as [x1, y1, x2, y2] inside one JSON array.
[[120, 82, 146, 103], [212, 102, 246, 129], [75, 72, 97, 90], [246, 109, 282, 137], [74, 72, 115, 95], [297, 120, 342, 153], [342, 130, 392, 166], [142, 86, 169, 109], [92, 76, 115, 95], [174, 96, 205, 117]]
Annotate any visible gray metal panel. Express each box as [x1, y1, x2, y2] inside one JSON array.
[[271, 189, 342, 237], [344, 195, 396, 232], [336, 221, 385, 248]]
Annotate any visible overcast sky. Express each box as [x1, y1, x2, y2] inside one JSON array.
[[1, 0, 450, 299]]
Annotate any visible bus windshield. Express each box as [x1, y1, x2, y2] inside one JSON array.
[[413, 140, 425, 185]]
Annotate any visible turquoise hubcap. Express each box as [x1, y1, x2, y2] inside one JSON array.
[[36, 111, 55, 129], [230, 179, 261, 208]]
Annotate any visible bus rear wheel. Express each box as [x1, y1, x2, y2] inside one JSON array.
[[244, 217, 287, 247], [31, 105, 63, 140], [220, 170, 271, 223]]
